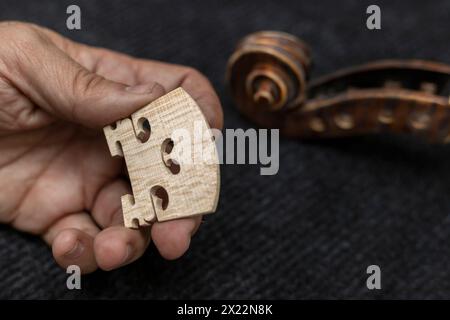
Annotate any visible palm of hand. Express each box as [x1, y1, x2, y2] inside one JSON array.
[[0, 120, 118, 234]]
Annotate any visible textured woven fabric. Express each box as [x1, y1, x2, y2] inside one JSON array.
[[1, 0, 450, 299]]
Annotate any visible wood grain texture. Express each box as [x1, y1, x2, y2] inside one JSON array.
[[104, 88, 220, 228]]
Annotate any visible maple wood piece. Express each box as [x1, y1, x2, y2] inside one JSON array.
[[104, 88, 220, 229], [227, 31, 450, 143]]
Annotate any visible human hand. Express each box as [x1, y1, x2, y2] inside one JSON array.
[[0, 21, 223, 273]]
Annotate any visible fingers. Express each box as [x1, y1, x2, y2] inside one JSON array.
[[92, 178, 202, 262], [0, 22, 221, 130], [58, 44, 224, 130], [43, 212, 100, 274], [52, 229, 97, 274], [174, 67, 224, 130], [151, 216, 202, 260], [136, 62, 224, 129], [0, 22, 166, 127], [94, 226, 151, 271], [91, 179, 130, 228], [91, 178, 152, 270]]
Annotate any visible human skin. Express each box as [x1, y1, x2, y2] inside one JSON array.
[[0, 21, 223, 274]]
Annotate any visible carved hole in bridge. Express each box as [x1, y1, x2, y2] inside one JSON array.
[[115, 141, 123, 155], [136, 117, 151, 143], [166, 159, 181, 174], [151, 186, 169, 211], [334, 111, 354, 130], [131, 218, 140, 229], [161, 138, 181, 175], [162, 138, 174, 154]]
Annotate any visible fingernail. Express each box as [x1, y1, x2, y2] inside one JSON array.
[[64, 241, 84, 259], [125, 83, 156, 94], [120, 245, 133, 265]]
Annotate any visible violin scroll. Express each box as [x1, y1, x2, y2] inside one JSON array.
[[227, 31, 450, 143], [227, 31, 311, 112]]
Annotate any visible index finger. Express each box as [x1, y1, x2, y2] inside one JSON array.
[[134, 60, 223, 129], [34, 24, 223, 129]]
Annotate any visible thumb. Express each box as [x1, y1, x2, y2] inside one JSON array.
[[2, 30, 165, 127]]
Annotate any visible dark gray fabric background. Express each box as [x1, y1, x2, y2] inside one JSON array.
[[0, 0, 450, 299]]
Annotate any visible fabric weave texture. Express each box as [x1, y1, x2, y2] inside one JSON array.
[[0, 0, 449, 299]]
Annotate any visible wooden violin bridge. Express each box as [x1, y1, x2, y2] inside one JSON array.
[[103, 88, 220, 229]]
